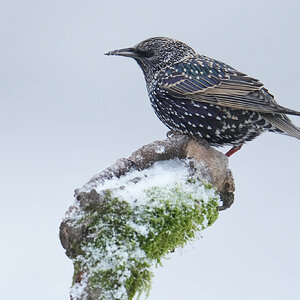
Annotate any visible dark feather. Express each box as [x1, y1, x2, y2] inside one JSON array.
[[158, 56, 300, 116], [262, 114, 300, 139]]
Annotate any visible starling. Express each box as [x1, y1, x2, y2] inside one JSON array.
[[105, 37, 300, 156]]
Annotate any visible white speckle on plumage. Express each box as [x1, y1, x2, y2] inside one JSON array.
[[108, 37, 300, 149]]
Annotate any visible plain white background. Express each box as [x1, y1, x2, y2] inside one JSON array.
[[0, 0, 299, 299]]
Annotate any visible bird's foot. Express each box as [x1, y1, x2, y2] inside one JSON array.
[[166, 130, 183, 138], [226, 145, 243, 157]]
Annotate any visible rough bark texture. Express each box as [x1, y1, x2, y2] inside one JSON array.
[[60, 134, 235, 300]]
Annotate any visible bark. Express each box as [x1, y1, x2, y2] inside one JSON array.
[[59, 134, 235, 300]]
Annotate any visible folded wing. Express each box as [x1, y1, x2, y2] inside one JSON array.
[[157, 56, 300, 116]]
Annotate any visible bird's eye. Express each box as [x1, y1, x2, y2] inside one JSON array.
[[135, 49, 155, 58], [143, 50, 154, 58]]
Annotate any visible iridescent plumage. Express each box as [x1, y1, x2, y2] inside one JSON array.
[[106, 37, 300, 155]]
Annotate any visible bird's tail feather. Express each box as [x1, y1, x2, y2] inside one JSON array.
[[263, 114, 300, 139], [277, 105, 300, 116]]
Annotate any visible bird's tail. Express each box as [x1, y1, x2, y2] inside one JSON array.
[[263, 114, 300, 139], [276, 104, 300, 116]]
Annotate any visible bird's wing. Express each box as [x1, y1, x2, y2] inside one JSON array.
[[157, 56, 300, 115]]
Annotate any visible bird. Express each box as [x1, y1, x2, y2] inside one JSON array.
[[105, 37, 300, 156]]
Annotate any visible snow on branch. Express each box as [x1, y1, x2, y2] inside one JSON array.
[[59, 133, 235, 300]]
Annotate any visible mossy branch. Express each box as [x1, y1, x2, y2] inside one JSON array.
[[59, 134, 235, 300]]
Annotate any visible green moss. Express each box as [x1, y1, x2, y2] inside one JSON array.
[[72, 178, 220, 300]]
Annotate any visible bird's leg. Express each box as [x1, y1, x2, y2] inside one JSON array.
[[226, 145, 243, 157]]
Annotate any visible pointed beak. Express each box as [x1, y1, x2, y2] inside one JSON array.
[[104, 47, 137, 58]]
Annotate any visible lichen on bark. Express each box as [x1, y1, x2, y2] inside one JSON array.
[[67, 165, 219, 300], [59, 134, 235, 300]]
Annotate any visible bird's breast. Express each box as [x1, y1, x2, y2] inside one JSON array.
[[147, 90, 270, 146]]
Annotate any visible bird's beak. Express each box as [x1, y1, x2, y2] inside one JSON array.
[[105, 47, 137, 58]]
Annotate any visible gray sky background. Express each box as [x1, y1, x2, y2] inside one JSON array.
[[1, 0, 300, 299]]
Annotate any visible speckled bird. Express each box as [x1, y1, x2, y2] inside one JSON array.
[[105, 37, 300, 156]]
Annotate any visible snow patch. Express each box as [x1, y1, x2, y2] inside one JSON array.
[[96, 159, 189, 205], [70, 272, 88, 300], [67, 158, 221, 300], [155, 145, 165, 154]]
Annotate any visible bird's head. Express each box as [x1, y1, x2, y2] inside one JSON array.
[[105, 37, 195, 82]]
